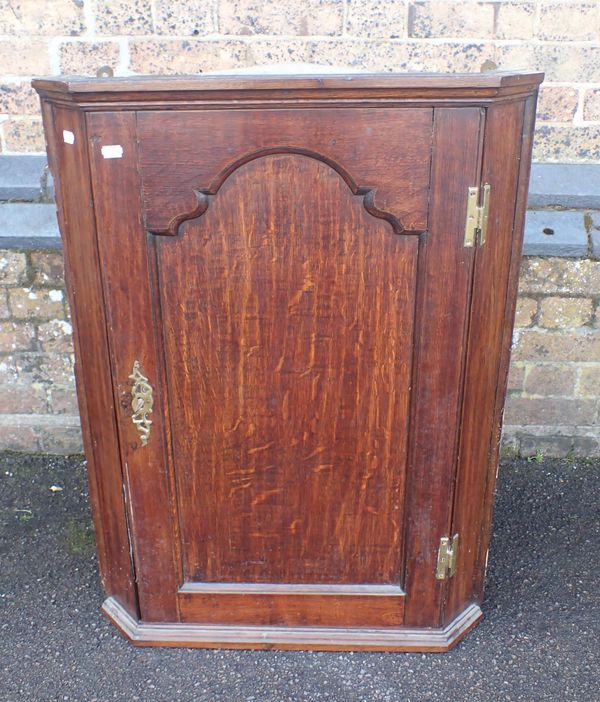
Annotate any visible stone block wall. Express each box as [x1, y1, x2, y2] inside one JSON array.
[[0, 0, 600, 161], [505, 257, 600, 456], [0, 248, 79, 453], [1, 247, 599, 456]]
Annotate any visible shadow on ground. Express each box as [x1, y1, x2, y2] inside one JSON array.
[[0, 452, 599, 701]]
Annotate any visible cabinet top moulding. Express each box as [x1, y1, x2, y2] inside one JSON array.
[[32, 71, 543, 110]]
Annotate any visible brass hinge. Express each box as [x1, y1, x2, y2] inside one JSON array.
[[464, 184, 491, 247], [436, 533, 459, 580]]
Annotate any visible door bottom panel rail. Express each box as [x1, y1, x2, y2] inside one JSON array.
[[177, 582, 406, 628]]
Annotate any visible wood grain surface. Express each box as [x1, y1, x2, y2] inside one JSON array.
[[473, 94, 540, 602], [402, 107, 483, 628], [87, 111, 180, 621], [103, 596, 483, 652], [42, 104, 138, 618], [31, 71, 544, 109], [444, 99, 527, 624], [157, 154, 418, 592], [137, 108, 432, 234]]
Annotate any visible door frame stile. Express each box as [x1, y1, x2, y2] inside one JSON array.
[[443, 97, 534, 624], [85, 110, 181, 622], [402, 106, 483, 628], [439, 105, 488, 623], [135, 108, 186, 598], [145, 231, 186, 593], [82, 112, 145, 608]]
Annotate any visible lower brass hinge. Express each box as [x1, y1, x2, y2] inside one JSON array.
[[436, 533, 459, 580], [464, 184, 491, 247]]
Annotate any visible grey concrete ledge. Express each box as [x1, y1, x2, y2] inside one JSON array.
[[529, 164, 600, 210], [523, 210, 593, 257], [0, 203, 61, 249], [0, 155, 53, 201], [1, 159, 599, 257]]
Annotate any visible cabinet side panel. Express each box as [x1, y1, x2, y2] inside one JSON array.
[[41, 101, 138, 617], [473, 95, 538, 599], [402, 107, 482, 628], [445, 96, 536, 622]]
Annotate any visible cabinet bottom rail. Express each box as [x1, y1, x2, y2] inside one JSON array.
[[102, 597, 483, 652]]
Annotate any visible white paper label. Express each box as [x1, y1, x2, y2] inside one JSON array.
[[62, 130, 75, 144], [101, 144, 124, 159]]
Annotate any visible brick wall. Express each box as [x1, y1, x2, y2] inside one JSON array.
[[1, 0, 600, 161], [0, 248, 79, 453], [1, 247, 599, 456], [505, 257, 600, 456]]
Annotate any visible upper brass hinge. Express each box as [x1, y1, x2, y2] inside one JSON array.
[[436, 533, 459, 580], [464, 184, 491, 247]]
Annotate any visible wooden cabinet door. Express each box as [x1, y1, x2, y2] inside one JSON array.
[[86, 106, 483, 629]]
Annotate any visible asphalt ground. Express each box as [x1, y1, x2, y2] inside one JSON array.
[[0, 452, 598, 702]]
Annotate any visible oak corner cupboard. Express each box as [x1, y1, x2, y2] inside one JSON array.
[[33, 70, 543, 652]]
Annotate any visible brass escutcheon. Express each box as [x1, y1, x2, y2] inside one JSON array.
[[129, 360, 153, 446]]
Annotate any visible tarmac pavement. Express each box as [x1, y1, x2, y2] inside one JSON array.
[[0, 452, 598, 702]]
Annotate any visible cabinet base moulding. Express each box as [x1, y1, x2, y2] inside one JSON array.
[[102, 597, 484, 652]]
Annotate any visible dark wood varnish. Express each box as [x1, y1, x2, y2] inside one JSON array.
[[445, 99, 529, 624], [160, 154, 417, 585], [34, 70, 542, 651], [402, 106, 483, 628], [40, 104, 138, 618], [137, 108, 432, 234], [102, 596, 482, 652]]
